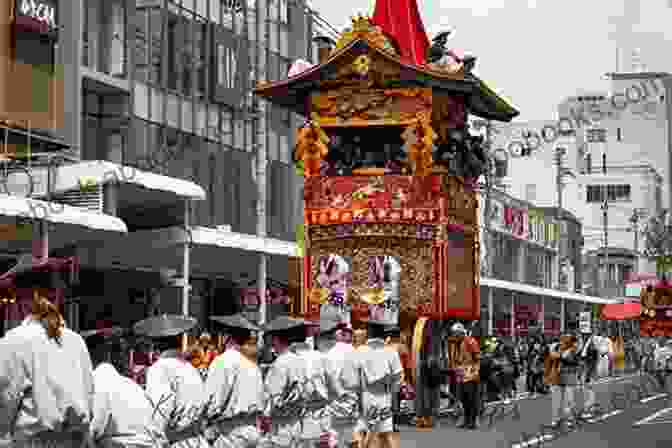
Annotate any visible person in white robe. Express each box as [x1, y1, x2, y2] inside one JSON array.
[[319, 317, 360, 448], [144, 335, 209, 448], [0, 282, 94, 448], [84, 329, 165, 448], [262, 316, 313, 448], [204, 314, 264, 448], [358, 322, 402, 448]]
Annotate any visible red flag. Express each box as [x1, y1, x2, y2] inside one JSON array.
[[371, 0, 430, 66]]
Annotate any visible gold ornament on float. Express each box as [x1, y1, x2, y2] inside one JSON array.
[[293, 116, 330, 177], [308, 288, 330, 305], [359, 287, 386, 305]]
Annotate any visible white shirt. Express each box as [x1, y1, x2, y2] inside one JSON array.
[[91, 363, 164, 447], [145, 351, 208, 448], [0, 317, 94, 442]]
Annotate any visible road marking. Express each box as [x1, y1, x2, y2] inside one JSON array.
[[633, 408, 672, 426], [640, 393, 667, 403], [587, 409, 623, 423]]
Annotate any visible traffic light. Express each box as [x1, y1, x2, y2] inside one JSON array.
[[602, 153, 607, 174]]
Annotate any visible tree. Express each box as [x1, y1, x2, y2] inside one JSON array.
[[643, 209, 672, 276]]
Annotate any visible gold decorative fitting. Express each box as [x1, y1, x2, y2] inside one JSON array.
[[359, 287, 386, 305], [293, 117, 330, 177], [403, 112, 436, 176], [333, 16, 398, 56], [352, 55, 371, 76], [308, 287, 329, 304]]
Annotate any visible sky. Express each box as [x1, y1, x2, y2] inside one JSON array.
[[314, 0, 672, 122]]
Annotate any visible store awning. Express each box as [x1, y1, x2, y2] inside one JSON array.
[[50, 160, 206, 200], [481, 277, 617, 305], [0, 194, 127, 232]]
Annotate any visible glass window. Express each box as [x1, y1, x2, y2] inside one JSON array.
[[195, 0, 207, 17], [209, 0, 221, 24], [279, 133, 289, 163], [543, 297, 562, 336], [195, 102, 206, 137], [149, 87, 163, 122], [234, 119, 244, 151], [221, 107, 233, 146], [207, 106, 220, 142], [181, 11, 194, 95], [493, 290, 512, 337], [149, 7, 163, 85], [166, 93, 180, 128], [134, 83, 149, 120], [278, 0, 288, 24], [167, 11, 180, 91], [134, 8, 149, 82], [182, 99, 194, 133], [226, 46, 237, 89], [564, 299, 586, 334], [513, 294, 541, 337], [194, 17, 207, 98], [147, 122, 165, 172]]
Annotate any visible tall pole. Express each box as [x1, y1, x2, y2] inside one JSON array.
[[475, 119, 495, 333], [602, 196, 609, 296], [555, 146, 566, 289], [254, 0, 269, 351], [630, 209, 640, 276], [181, 199, 191, 352]]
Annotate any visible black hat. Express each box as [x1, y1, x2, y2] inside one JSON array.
[[384, 325, 401, 338], [8, 255, 68, 289], [210, 314, 260, 332], [133, 314, 197, 338], [263, 316, 306, 334], [81, 326, 127, 340]]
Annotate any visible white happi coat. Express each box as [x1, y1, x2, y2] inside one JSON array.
[[358, 338, 402, 433], [204, 348, 264, 448], [145, 350, 209, 448], [264, 342, 328, 448], [324, 341, 360, 447], [91, 363, 165, 447], [0, 317, 94, 448], [294, 343, 332, 446]]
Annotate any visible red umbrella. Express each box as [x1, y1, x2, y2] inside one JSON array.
[[601, 302, 640, 320]]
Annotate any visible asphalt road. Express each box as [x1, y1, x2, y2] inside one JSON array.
[[397, 372, 672, 448]]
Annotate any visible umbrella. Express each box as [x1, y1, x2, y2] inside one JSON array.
[[80, 326, 127, 339], [263, 316, 306, 333], [210, 314, 260, 331], [133, 314, 197, 337], [601, 303, 641, 320]]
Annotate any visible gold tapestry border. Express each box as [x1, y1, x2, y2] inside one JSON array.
[[307, 236, 433, 315]]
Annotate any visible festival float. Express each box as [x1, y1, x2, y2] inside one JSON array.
[[253, 0, 518, 381]]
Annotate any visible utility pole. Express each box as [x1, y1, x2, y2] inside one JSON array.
[[253, 0, 269, 350], [629, 209, 640, 275], [601, 197, 609, 296], [554, 146, 566, 290], [473, 119, 494, 335]]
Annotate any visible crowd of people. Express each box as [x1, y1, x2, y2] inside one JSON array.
[[0, 270, 412, 448], [3, 268, 670, 447]]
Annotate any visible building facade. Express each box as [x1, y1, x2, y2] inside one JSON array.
[[0, 0, 322, 333], [478, 188, 592, 336]]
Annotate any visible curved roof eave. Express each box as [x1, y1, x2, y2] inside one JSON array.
[[253, 39, 475, 116]]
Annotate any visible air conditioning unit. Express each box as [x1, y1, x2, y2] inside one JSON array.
[[49, 185, 104, 213]]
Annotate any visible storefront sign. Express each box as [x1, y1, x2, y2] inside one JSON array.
[[16, 0, 57, 32], [504, 207, 528, 239], [579, 311, 591, 333]]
